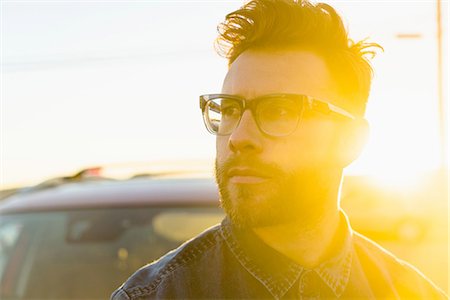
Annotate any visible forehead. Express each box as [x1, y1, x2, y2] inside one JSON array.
[[222, 49, 340, 102]]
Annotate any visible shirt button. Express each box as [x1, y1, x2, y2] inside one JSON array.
[[298, 270, 321, 299]]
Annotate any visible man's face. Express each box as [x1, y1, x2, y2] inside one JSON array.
[[215, 49, 345, 229]]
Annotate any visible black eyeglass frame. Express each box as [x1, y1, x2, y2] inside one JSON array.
[[199, 93, 356, 137]]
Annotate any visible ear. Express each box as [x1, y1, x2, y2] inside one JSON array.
[[335, 118, 370, 167]]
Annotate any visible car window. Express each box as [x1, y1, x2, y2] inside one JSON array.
[[0, 207, 224, 300], [0, 221, 23, 281]]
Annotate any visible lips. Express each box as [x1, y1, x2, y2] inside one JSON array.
[[228, 167, 269, 177], [227, 167, 271, 184]]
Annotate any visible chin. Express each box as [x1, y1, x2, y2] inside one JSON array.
[[215, 160, 326, 228], [220, 181, 296, 229]]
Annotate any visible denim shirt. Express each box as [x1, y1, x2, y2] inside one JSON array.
[[111, 211, 447, 299]]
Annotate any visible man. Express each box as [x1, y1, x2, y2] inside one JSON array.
[[112, 0, 447, 299]]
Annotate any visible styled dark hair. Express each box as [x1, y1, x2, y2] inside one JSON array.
[[215, 0, 382, 116]]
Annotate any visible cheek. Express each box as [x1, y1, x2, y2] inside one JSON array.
[[216, 136, 230, 162], [272, 121, 337, 168], [269, 140, 307, 169]]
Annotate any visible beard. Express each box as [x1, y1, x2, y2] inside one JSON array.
[[215, 156, 332, 230]]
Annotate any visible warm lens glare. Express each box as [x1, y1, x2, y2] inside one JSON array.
[[257, 97, 301, 136]]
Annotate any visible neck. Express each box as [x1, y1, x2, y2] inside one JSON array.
[[252, 172, 343, 268]]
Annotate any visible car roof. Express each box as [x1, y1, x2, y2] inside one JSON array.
[[0, 177, 220, 214]]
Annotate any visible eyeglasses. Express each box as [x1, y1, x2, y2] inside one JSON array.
[[200, 93, 355, 137]]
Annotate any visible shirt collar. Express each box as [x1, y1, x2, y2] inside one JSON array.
[[220, 210, 353, 299], [314, 211, 353, 297]]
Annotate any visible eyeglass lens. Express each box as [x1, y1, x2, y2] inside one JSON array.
[[204, 96, 302, 136]]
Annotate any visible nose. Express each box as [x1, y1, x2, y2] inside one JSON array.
[[228, 110, 263, 154]]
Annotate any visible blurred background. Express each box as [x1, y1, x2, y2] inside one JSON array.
[[1, 0, 448, 296]]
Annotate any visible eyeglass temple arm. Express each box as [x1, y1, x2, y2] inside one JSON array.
[[309, 98, 356, 120], [200, 96, 223, 114]]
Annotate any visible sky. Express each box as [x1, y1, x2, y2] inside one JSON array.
[[1, 0, 448, 189]]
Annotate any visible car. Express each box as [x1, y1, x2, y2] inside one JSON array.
[[341, 172, 448, 243], [0, 168, 446, 299], [0, 170, 224, 300]]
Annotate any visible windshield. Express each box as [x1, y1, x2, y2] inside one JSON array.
[[0, 207, 224, 300]]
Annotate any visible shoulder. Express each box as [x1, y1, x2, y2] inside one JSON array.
[[352, 231, 448, 299], [111, 223, 224, 300]]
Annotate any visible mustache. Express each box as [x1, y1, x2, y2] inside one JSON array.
[[215, 156, 284, 179]]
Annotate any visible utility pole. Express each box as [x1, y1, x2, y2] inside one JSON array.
[[436, 0, 447, 170]]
